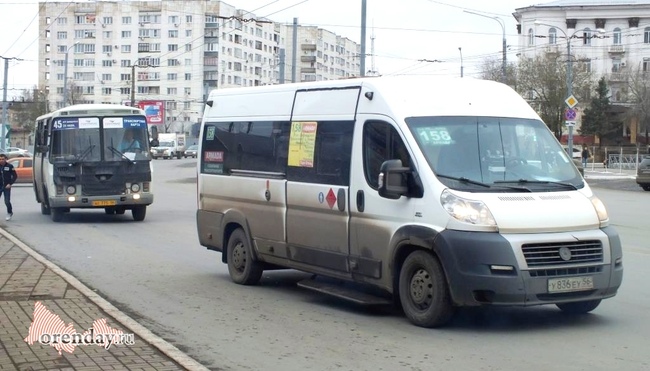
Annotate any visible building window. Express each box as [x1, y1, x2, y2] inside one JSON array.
[[57, 31, 67, 39], [167, 87, 177, 95], [548, 28, 557, 44], [103, 17, 113, 25], [122, 16, 131, 24], [169, 30, 178, 38], [528, 28, 534, 46], [185, 73, 191, 80], [122, 31, 131, 38], [583, 28, 592, 45], [613, 28, 622, 44], [168, 44, 178, 51], [121, 45, 131, 53], [612, 59, 621, 72]]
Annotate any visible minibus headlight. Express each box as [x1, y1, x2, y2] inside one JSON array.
[[441, 189, 496, 226], [590, 196, 609, 226], [130, 183, 141, 192]]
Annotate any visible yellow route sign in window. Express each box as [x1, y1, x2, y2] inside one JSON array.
[[288, 121, 318, 167]]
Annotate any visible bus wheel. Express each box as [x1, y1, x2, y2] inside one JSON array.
[[398, 250, 454, 328], [50, 208, 64, 222], [132, 206, 146, 221], [41, 202, 51, 215], [227, 228, 263, 285]]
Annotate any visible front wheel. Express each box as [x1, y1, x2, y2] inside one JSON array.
[[50, 207, 64, 222], [227, 228, 263, 285], [398, 250, 454, 328], [41, 202, 50, 215], [132, 205, 146, 221], [642, 185, 650, 191], [556, 299, 601, 314]]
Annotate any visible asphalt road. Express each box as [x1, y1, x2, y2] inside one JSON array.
[[4, 159, 649, 371]]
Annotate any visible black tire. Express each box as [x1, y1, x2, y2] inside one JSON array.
[[226, 228, 263, 285], [105, 208, 115, 215], [132, 206, 146, 221], [41, 202, 50, 215], [50, 207, 64, 222], [399, 250, 454, 328], [556, 299, 601, 314], [177, 152, 182, 159], [642, 185, 650, 191]]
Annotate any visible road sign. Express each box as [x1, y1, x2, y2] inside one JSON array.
[[565, 108, 577, 121], [565, 95, 578, 108]]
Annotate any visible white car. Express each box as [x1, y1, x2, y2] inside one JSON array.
[[4, 147, 31, 158]]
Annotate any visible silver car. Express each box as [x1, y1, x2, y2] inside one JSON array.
[[184, 144, 198, 158]]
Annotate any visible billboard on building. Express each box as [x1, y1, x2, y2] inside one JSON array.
[[137, 100, 164, 125]]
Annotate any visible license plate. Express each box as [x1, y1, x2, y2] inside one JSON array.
[[548, 276, 594, 293], [92, 200, 117, 207]]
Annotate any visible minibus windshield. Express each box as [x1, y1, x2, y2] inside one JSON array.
[[406, 116, 584, 192]]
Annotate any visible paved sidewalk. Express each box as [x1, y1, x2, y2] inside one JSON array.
[[0, 229, 209, 371]]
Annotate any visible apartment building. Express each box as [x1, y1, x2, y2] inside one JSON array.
[[513, 0, 650, 141], [38, 0, 280, 132], [280, 25, 361, 82], [38, 1, 361, 133]]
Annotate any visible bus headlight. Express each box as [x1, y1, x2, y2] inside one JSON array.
[[441, 189, 496, 227], [66, 185, 76, 195], [130, 183, 141, 192]]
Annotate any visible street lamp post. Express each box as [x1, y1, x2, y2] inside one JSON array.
[[464, 10, 506, 83], [534, 21, 604, 160], [62, 42, 79, 106]]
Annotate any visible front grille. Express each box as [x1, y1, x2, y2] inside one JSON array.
[[529, 265, 603, 277], [522, 240, 603, 267]]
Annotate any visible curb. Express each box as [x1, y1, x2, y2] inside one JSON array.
[[0, 227, 209, 371]]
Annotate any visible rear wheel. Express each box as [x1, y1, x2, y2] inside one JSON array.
[[50, 207, 64, 222], [227, 228, 263, 285], [132, 205, 146, 221], [556, 299, 601, 314], [642, 185, 650, 191], [398, 250, 454, 328], [41, 202, 50, 215]]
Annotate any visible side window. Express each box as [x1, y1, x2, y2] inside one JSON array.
[[200, 121, 290, 175], [24, 159, 33, 167], [363, 121, 411, 189], [286, 121, 354, 186]]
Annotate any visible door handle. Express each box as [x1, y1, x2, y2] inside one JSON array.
[[356, 190, 364, 212]]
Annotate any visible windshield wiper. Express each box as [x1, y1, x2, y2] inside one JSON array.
[[107, 146, 135, 164], [437, 174, 531, 192], [436, 174, 491, 188], [75, 144, 95, 163], [494, 179, 578, 190]]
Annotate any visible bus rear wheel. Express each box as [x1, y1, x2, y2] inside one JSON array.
[[41, 202, 50, 215], [132, 206, 146, 221]]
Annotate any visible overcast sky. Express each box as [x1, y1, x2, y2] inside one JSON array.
[[0, 0, 541, 99]]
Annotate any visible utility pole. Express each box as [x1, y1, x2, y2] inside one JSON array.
[[458, 47, 464, 77], [464, 11, 506, 83], [292, 18, 297, 83], [360, 0, 367, 77], [1, 56, 21, 151], [131, 62, 136, 106]]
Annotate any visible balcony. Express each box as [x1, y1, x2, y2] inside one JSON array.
[[608, 45, 626, 54], [300, 67, 316, 74], [609, 72, 627, 82], [301, 43, 317, 51], [301, 55, 316, 63], [544, 44, 560, 55]]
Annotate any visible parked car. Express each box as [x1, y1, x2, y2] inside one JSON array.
[[8, 157, 33, 183], [2, 147, 31, 159], [636, 155, 650, 191], [184, 144, 198, 158]]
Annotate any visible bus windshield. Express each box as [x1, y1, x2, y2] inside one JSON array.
[[50, 116, 150, 163]]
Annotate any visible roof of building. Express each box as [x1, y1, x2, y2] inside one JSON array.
[[532, 0, 650, 7]]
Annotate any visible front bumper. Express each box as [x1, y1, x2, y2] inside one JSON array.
[[434, 227, 623, 306], [49, 193, 154, 209]]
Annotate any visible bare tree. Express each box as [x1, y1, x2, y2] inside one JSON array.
[[66, 81, 84, 106], [478, 56, 518, 88], [625, 65, 650, 145], [516, 53, 594, 139], [11, 87, 49, 133]]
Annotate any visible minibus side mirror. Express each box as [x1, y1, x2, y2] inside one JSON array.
[[378, 159, 410, 199], [37, 145, 49, 153]]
